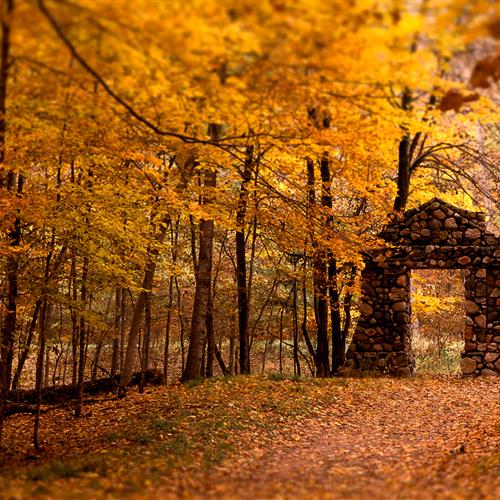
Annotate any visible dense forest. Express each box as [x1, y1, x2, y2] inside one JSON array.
[[0, 2, 498, 494]]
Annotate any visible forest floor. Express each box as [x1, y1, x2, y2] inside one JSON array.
[[0, 374, 499, 499]]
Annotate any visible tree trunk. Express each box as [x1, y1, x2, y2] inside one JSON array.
[[139, 290, 152, 393], [0, 0, 18, 433], [393, 90, 413, 212], [163, 275, 173, 385], [229, 324, 235, 376], [175, 277, 186, 373], [317, 154, 342, 373], [214, 343, 228, 376], [235, 146, 253, 375], [394, 134, 411, 212], [329, 259, 343, 373], [111, 287, 121, 378], [181, 180, 216, 381], [292, 276, 300, 377], [70, 257, 79, 387], [75, 256, 88, 418], [33, 300, 48, 450], [121, 220, 168, 387], [119, 287, 126, 373], [279, 304, 284, 374], [307, 157, 329, 377], [12, 300, 42, 391], [205, 282, 215, 378], [181, 123, 219, 382], [340, 265, 356, 367], [0, 0, 15, 443]]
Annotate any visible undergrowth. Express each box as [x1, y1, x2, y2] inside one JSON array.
[[413, 336, 462, 373]]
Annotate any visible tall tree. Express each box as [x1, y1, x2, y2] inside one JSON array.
[[181, 124, 220, 382]]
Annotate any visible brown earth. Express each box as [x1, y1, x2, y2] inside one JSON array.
[[190, 377, 500, 500], [0, 376, 499, 499]]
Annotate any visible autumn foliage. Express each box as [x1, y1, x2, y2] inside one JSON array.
[[0, 0, 498, 474]]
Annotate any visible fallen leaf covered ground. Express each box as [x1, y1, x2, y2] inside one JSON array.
[[0, 375, 498, 499]]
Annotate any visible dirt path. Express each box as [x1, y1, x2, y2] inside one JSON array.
[[1, 376, 498, 499], [194, 378, 500, 499]]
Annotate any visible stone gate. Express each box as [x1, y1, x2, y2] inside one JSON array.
[[346, 198, 500, 376]]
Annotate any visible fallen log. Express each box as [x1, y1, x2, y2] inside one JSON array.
[[5, 402, 43, 417], [7, 368, 164, 407]]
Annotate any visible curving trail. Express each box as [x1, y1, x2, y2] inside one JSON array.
[[194, 377, 500, 500]]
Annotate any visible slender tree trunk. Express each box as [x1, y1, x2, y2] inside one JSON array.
[[121, 275, 150, 386], [163, 276, 173, 385], [229, 323, 235, 376], [0, 3, 18, 443], [182, 190, 215, 381], [111, 287, 121, 378], [75, 256, 88, 418], [301, 252, 316, 368], [214, 343, 228, 376], [0, 0, 12, 178], [307, 157, 329, 377], [394, 133, 411, 212], [164, 217, 180, 384], [33, 300, 48, 450], [12, 300, 42, 390], [329, 259, 343, 373], [394, 90, 413, 212], [119, 288, 126, 373], [13, 242, 66, 390], [91, 331, 104, 381], [52, 312, 64, 386], [70, 257, 79, 387], [261, 338, 268, 375], [292, 276, 300, 377], [139, 291, 151, 393], [205, 282, 215, 378], [235, 145, 253, 375], [0, 188, 19, 443], [340, 265, 356, 366], [279, 305, 284, 374], [121, 220, 168, 387], [175, 277, 186, 373], [43, 346, 50, 389], [318, 154, 342, 373], [182, 123, 219, 382]]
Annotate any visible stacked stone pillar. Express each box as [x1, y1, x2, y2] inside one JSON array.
[[461, 267, 500, 375], [347, 263, 414, 376]]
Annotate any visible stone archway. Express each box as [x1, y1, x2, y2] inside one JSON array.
[[346, 198, 500, 377]]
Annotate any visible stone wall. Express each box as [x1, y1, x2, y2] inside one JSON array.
[[461, 267, 500, 376], [347, 264, 414, 377], [346, 198, 499, 377]]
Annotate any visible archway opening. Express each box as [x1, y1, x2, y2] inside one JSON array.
[[410, 269, 466, 373]]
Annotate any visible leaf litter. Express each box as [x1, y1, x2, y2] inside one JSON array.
[[0, 375, 498, 499]]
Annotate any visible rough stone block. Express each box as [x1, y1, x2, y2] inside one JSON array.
[[474, 314, 486, 328], [484, 352, 499, 363], [460, 357, 477, 374], [465, 300, 480, 314], [444, 217, 458, 229], [360, 303, 374, 316], [465, 228, 481, 239], [396, 275, 408, 287], [392, 301, 407, 312]]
